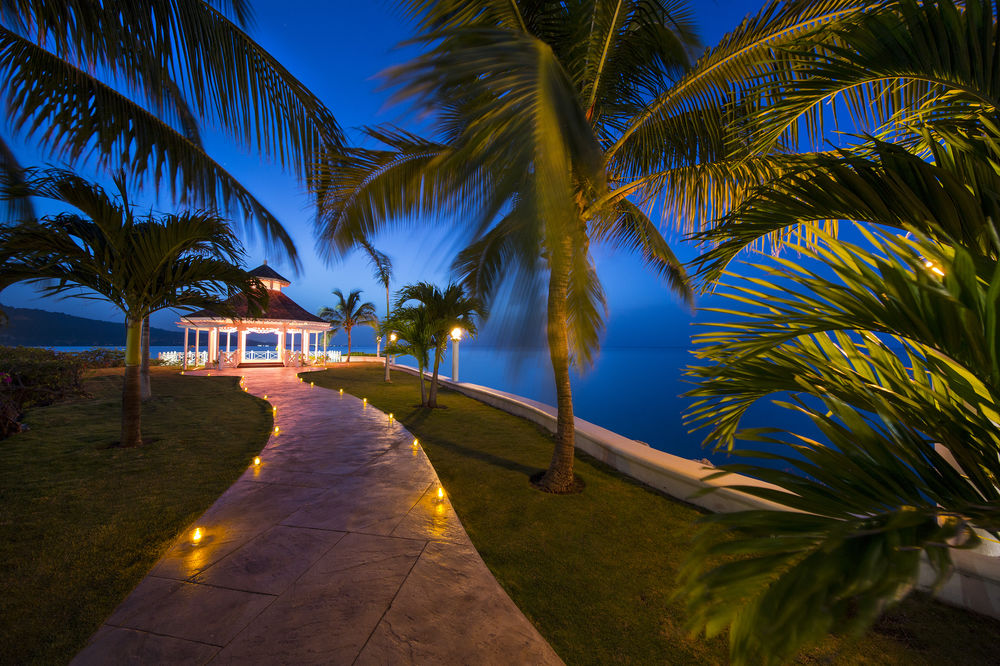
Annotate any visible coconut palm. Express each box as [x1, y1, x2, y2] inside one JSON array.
[[318, 289, 377, 363], [357, 239, 395, 381], [384, 304, 437, 407], [315, 0, 698, 492], [0, 0, 343, 260], [395, 281, 485, 407], [0, 168, 266, 447]]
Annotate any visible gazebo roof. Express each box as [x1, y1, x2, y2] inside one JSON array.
[[249, 263, 291, 286], [187, 290, 327, 324]]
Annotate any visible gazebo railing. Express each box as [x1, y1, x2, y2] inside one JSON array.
[[157, 351, 208, 366], [245, 350, 280, 361]]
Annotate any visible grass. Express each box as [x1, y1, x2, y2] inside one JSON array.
[[309, 364, 1000, 665], [0, 367, 272, 665]]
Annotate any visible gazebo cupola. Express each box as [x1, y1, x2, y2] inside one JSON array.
[[251, 260, 291, 293], [176, 263, 331, 369]]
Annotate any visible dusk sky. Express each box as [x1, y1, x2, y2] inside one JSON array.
[[2, 0, 765, 349]]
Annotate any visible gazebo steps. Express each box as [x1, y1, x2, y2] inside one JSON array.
[[238, 362, 285, 368]]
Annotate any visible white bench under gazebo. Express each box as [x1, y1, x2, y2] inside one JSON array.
[[175, 263, 333, 369]]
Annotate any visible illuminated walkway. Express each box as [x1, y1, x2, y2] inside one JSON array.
[[73, 366, 561, 665]]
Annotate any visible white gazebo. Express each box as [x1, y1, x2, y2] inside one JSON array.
[[177, 263, 332, 369]]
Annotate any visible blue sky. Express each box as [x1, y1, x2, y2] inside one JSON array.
[[2, 0, 765, 348]]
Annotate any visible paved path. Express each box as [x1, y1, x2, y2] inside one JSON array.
[[73, 367, 562, 665]]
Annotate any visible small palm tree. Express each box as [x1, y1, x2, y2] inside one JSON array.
[[385, 305, 436, 407], [395, 282, 485, 407], [0, 168, 266, 447], [318, 289, 377, 363]]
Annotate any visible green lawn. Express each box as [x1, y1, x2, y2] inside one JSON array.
[[310, 364, 1000, 665], [0, 368, 272, 665]]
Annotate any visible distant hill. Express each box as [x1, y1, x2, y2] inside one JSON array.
[[0, 305, 273, 347]]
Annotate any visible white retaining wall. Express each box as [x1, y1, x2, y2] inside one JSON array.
[[390, 364, 1000, 620]]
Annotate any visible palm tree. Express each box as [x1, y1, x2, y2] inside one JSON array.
[[357, 239, 395, 381], [0, 168, 266, 447], [395, 282, 485, 407], [0, 0, 344, 260], [315, 0, 697, 492], [318, 289, 377, 363], [385, 305, 436, 407], [655, 1, 1000, 661], [683, 228, 1000, 665]]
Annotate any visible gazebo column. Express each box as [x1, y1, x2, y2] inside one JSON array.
[[183, 327, 189, 370], [194, 329, 200, 367], [323, 330, 328, 365], [277, 327, 286, 364], [209, 327, 217, 366], [239, 329, 247, 364]]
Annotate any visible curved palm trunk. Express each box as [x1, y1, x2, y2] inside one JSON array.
[[538, 238, 576, 492], [121, 318, 143, 447], [384, 283, 391, 382], [428, 344, 444, 407], [140, 316, 151, 401], [346, 326, 352, 362], [418, 362, 427, 406]]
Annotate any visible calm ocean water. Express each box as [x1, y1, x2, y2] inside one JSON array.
[[50, 343, 808, 465]]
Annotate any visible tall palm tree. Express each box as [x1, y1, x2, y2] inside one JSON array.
[[395, 281, 485, 407], [0, 168, 266, 447], [0, 0, 344, 261], [357, 239, 395, 381], [385, 304, 436, 406], [318, 289, 377, 363], [315, 0, 698, 492]]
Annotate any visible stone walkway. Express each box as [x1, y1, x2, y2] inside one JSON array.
[[73, 367, 562, 665]]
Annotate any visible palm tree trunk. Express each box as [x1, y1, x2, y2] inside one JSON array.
[[384, 283, 391, 382], [538, 238, 576, 492], [428, 345, 443, 407], [140, 316, 151, 401], [346, 326, 352, 363], [121, 317, 143, 447], [419, 364, 427, 406]]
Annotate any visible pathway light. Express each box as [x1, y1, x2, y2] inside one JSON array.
[[253, 456, 261, 466], [191, 527, 203, 545]]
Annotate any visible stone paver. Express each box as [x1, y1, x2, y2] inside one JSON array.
[[73, 367, 562, 665]]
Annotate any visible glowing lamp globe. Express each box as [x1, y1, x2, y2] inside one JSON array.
[[451, 327, 462, 341]]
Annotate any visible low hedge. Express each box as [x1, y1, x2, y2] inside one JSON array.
[[0, 346, 87, 438]]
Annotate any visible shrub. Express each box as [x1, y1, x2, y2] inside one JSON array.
[[0, 346, 86, 438], [62, 348, 126, 368]]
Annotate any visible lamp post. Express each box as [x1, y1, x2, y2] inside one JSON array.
[[386, 332, 398, 376], [376, 335, 382, 359], [450, 327, 462, 382]]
